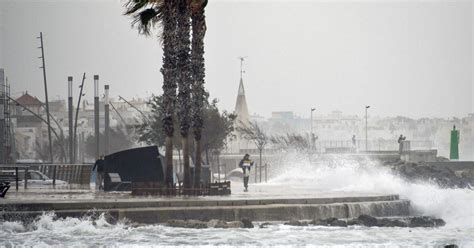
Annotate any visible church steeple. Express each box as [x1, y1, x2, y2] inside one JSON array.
[[234, 57, 250, 124], [238, 78, 245, 96]]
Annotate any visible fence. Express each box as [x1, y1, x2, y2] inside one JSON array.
[[1, 163, 93, 189], [33, 163, 93, 185]]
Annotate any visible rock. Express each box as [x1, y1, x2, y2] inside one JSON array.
[[167, 219, 207, 229], [436, 156, 450, 162], [284, 220, 308, 226], [377, 218, 407, 227], [309, 218, 346, 227], [167, 219, 186, 228], [241, 218, 254, 228], [346, 219, 361, 226], [444, 245, 458, 248], [408, 216, 446, 228], [103, 212, 118, 225], [433, 218, 447, 227], [187, 220, 209, 229], [227, 221, 244, 228], [207, 219, 227, 228], [389, 161, 474, 189], [259, 222, 272, 228], [309, 219, 328, 226], [327, 219, 347, 227], [357, 215, 378, 227]]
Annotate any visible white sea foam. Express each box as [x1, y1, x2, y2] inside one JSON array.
[[1, 153, 473, 246], [267, 153, 474, 228]]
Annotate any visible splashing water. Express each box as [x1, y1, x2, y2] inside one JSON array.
[[268, 153, 474, 228], [1, 153, 473, 247]]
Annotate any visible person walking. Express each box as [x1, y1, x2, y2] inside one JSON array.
[[93, 155, 105, 190], [239, 154, 254, 192]]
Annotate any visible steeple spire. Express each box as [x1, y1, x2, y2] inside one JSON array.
[[238, 78, 245, 96], [234, 57, 250, 124], [239, 56, 246, 82]]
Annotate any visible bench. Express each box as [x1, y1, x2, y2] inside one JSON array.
[[0, 174, 17, 184]]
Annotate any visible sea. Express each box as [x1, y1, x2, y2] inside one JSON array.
[[1, 155, 473, 247]]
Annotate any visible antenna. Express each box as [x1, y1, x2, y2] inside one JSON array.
[[237, 56, 248, 80]]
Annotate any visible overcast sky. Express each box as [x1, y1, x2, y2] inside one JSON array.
[[0, 0, 472, 118]]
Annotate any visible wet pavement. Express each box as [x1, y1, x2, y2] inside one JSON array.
[[1, 180, 391, 204]]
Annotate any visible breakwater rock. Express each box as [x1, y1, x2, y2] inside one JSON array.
[[384, 159, 474, 188], [284, 215, 446, 228], [167, 218, 254, 229]]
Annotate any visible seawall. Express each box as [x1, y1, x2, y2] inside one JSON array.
[[0, 195, 410, 224]]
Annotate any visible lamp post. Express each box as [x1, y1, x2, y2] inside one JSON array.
[[311, 108, 316, 149], [365, 105, 370, 152], [68, 76, 73, 164], [94, 75, 100, 159], [104, 85, 110, 155]]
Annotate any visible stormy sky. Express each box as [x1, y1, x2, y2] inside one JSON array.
[[0, 0, 472, 119]]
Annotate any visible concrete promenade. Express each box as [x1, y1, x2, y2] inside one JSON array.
[[0, 183, 411, 224]]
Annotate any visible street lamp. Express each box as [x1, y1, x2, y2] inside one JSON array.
[[365, 105, 370, 152], [94, 75, 100, 160], [311, 108, 316, 149], [104, 85, 110, 155]]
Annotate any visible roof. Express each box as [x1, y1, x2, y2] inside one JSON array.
[[15, 93, 43, 106]]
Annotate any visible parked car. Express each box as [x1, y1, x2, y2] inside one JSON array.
[[0, 170, 68, 187], [227, 168, 243, 181]]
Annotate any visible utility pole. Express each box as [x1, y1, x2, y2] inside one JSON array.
[[110, 102, 127, 126], [68, 76, 73, 164], [0, 69, 5, 164], [8, 95, 65, 158], [94, 75, 100, 159], [118, 96, 150, 123], [104, 85, 110, 155], [365, 105, 370, 152], [73, 73, 86, 163], [38, 32, 55, 185]]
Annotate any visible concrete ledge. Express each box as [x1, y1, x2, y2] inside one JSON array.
[[0, 195, 400, 212], [0, 199, 410, 224]]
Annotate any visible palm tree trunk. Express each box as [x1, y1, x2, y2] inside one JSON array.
[[182, 135, 191, 190], [177, 148, 182, 173], [165, 136, 174, 187], [162, 0, 178, 189], [205, 145, 209, 165], [194, 139, 202, 188], [177, 0, 192, 191], [191, 1, 206, 189]]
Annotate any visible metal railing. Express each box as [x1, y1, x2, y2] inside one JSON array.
[[1, 163, 93, 190]]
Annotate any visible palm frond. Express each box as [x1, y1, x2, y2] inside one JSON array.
[[131, 7, 159, 35], [124, 0, 165, 35], [124, 0, 149, 15]]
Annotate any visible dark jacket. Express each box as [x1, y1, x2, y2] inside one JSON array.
[[93, 159, 105, 173]]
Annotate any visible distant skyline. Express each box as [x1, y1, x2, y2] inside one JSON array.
[[0, 0, 472, 119]]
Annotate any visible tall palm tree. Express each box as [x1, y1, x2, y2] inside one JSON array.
[[190, 0, 208, 189], [176, 0, 193, 190], [124, 0, 178, 188]]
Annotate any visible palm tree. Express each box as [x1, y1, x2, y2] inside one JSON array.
[[176, 0, 193, 190], [124, 0, 178, 188], [190, 0, 207, 189]]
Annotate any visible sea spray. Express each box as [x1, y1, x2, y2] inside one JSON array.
[[267, 153, 474, 228]]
